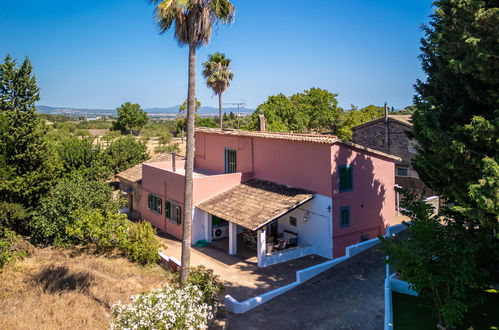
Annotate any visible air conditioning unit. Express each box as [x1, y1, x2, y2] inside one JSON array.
[[213, 226, 228, 240]]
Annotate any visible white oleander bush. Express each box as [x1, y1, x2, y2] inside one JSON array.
[[110, 284, 213, 330]]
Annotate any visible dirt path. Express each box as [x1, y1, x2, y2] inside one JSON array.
[[227, 245, 387, 330]]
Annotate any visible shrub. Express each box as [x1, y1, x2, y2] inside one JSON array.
[[121, 221, 160, 265], [66, 211, 159, 265], [0, 201, 29, 234], [0, 227, 29, 270], [30, 174, 119, 245], [110, 284, 213, 330], [176, 265, 224, 306], [101, 135, 149, 176]]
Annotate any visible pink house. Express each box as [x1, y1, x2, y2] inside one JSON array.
[[140, 128, 399, 267]]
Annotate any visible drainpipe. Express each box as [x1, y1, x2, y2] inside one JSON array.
[[172, 152, 176, 172]]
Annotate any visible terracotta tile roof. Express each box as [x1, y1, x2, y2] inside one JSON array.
[[197, 179, 314, 231], [196, 128, 401, 161], [196, 127, 339, 144], [116, 153, 176, 183]]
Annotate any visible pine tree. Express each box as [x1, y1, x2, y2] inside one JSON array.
[[0, 55, 61, 208], [412, 0, 498, 230]]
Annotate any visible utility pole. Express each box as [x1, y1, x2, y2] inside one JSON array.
[[223, 102, 246, 129]]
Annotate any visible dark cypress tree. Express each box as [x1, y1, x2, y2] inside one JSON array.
[[0, 55, 61, 208], [412, 0, 498, 229]]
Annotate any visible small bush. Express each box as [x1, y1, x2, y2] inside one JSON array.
[[0, 227, 29, 270], [0, 201, 29, 234], [121, 221, 160, 265], [110, 284, 213, 330], [67, 211, 159, 265], [176, 265, 224, 306], [30, 174, 119, 245]]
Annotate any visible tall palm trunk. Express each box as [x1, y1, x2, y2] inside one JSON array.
[[218, 93, 223, 128], [180, 44, 196, 285]]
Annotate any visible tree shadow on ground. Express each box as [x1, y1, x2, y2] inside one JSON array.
[[32, 265, 94, 293]]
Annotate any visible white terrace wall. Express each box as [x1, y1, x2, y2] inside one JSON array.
[[276, 194, 333, 259]]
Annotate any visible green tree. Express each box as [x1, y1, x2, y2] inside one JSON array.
[[291, 87, 340, 132], [0, 55, 61, 208], [179, 98, 201, 114], [250, 88, 342, 133], [30, 174, 120, 245], [100, 135, 149, 177], [381, 191, 498, 327], [149, 0, 235, 284], [202, 52, 234, 128], [337, 105, 384, 140], [250, 93, 308, 132], [412, 0, 498, 230], [113, 102, 148, 134], [56, 135, 97, 177]]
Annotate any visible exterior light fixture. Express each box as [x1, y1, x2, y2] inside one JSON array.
[[327, 206, 332, 213], [303, 211, 309, 222]]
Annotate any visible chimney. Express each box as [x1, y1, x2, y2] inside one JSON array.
[[384, 102, 388, 123], [171, 152, 176, 172], [258, 114, 266, 132]]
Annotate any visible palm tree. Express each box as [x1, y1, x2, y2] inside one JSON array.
[[149, 0, 235, 285], [202, 52, 234, 128]]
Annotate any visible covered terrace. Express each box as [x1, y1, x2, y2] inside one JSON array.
[[197, 179, 318, 267]]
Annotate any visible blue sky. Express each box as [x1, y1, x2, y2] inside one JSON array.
[[0, 0, 433, 110]]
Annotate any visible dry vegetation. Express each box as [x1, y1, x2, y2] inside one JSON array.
[[0, 246, 171, 330]]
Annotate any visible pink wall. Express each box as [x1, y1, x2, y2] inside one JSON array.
[[195, 133, 253, 174], [141, 162, 244, 239], [193, 173, 243, 204], [141, 163, 187, 239], [252, 138, 332, 196], [195, 132, 333, 196], [330, 143, 396, 257]]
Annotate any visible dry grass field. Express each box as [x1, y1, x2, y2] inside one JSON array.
[[0, 247, 171, 330]]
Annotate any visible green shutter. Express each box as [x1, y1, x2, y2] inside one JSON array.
[[346, 166, 353, 189], [339, 166, 353, 191], [148, 194, 152, 209], [339, 167, 346, 190], [176, 206, 182, 225], [165, 200, 171, 219]]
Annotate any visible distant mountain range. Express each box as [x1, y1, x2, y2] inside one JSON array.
[[36, 105, 255, 117]]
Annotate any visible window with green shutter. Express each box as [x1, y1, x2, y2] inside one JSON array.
[[165, 200, 171, 219], [338, 165, 353, 192], [166, 200, 182, 225], [224, 148, 237, 173], [340, 206, 350, 228], [147, 194, 162, 214]]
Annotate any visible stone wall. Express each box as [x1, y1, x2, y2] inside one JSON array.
[[352, 119, 416, 176], [118, 179, 142, 220]]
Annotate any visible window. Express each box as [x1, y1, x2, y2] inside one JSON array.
[[289, 216, 297, 227], [147, 194, 162, 214], [397, 167, 408, 176], [165, 200, 182, 225], [338, 165, 353, 192], [224, 149, 237, 173], [340, 206, 350, 228]]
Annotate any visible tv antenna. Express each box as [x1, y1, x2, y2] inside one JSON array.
[[223, 101, 246, 129]]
